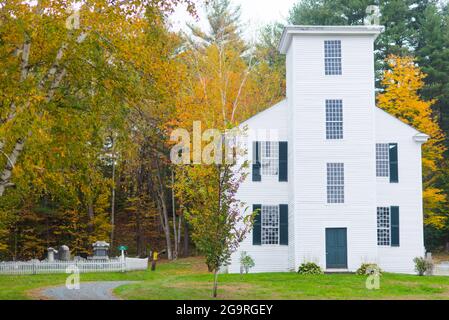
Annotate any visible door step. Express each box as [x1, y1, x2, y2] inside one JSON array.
[[325, 269, 353, 274]]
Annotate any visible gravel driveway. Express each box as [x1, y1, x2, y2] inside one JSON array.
[[41, 281, 135, 300]]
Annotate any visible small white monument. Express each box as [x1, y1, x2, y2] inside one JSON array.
[[91, 241, 110, 260]]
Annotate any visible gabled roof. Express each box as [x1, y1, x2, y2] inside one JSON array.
[[279, 25, 385, 54], [239, 99, 287, 127], [375, 106, 423, 134], [240, 101, 429, 142]]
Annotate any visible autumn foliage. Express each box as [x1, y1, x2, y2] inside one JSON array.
[[377, 55, 447, 228]]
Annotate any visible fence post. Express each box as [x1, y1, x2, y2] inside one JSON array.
[[32, 261, 36, 275], [121, 258, 126, 273]]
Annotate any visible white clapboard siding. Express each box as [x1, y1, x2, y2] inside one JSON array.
[[229, 26, 426, 275]]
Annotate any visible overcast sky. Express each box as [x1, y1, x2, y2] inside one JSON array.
[[169, 0, 297, 42]]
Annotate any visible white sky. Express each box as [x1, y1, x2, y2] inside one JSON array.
[[169, 0, 297, 42]]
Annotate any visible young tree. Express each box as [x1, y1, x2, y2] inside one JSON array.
[[173, 0, 257, 297], [377, 55, 447, 228], [175, 152, 253, 297]]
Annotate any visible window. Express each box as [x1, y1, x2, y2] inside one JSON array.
[[376, 143, 390, 177], [324, 40, 342, 75], [261, 205, 279, 245], [327, 163, 344, 203], [377, 207, 390, 246], [326, 100, 343, 139], [260, 141, 279, 176]]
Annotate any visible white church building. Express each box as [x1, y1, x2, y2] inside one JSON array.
[[229, 26, 429, 274]]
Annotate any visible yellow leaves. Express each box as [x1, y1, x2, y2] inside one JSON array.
[[424, 215, 446, 229], [378, 55, 447, 228], [377, 55, 446, 167]]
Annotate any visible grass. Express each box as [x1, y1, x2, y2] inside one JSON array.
[[2, 257, 449, 300]]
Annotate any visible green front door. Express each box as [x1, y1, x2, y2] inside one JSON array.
[[326, 228, 348, 269]]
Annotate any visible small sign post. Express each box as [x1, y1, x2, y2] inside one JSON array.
[[151, 250, 158, 271], [118, 245, 128, 261]]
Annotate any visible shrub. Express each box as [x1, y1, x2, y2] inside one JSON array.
[[239, 252, 255, 274], [297, 262, 323, 275], [356, 263, 383, 276], [413, 257, 433, 276]]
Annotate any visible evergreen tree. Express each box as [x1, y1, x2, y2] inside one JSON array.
[[188, 0, 244, 49], [288, 0, 370, 26], [417, 4, 449, 132]]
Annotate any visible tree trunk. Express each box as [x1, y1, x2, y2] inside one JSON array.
[[0, 25, 87, 197], [110, 141, 116, 248], [135, 212, 144, 257], [171, 170, 178, 259], [154, 159, 172, 260], [0, 139, 24, 196], [212, 269, 219, 298], [177, 213, 182, 254], [161, 202, 172, 260], [183, 216, 189, 257], [87, 201, 94, 233]]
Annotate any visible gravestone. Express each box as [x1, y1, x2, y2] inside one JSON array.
[[47, 247, 57, 262], [92, 241, 110, 260], [59, 245, 70, 261]]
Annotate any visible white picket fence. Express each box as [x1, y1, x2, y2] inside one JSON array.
[[433, 263, 449, 276], [0, 257, 148, 275]]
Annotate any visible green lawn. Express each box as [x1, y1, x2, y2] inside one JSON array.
[[1, 257, 449, 300]]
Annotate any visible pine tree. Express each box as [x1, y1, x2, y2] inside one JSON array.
[[187, 0, 245, 50], [417, 4, 449, 133]]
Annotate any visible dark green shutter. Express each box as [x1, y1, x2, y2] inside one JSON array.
[[279, 142, 288, 182], [391, 206, 400, 247], [389, 143, 398, 183], [252, 142, 261, 182], [252, 204, 262, 245], [279, 204, 288, 245]]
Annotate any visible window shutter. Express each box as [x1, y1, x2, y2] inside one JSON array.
[[279, 204, 288, 245], [391, 206, 400, 247], [279, 142, 288, 182], [252, 204, 262, 245], [389, 143, 398, 183], [252, 142, 261, 182]]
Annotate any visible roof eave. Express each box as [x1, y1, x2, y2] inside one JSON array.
[[278, 25, 385, 54]]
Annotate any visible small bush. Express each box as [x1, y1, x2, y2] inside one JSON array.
[[356, 263, 383, 276], [413, 257, 433, 276], [239, 252, 255, 274], [297, 262, 323, 275]]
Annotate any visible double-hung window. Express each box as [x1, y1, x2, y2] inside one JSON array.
[[252, 141, 288, 182], [253, 204, 288, 246], [377, 206, 400, 247], [376, 143, 399, 183], [260, 141, 279, 176], [324, 40, 342, 75], [377, 207, 391, 246], [376, 144, 389, 177], [261, 205, 279, 245], [326, 100, 343, 139], [327, 163, 344, 203]]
